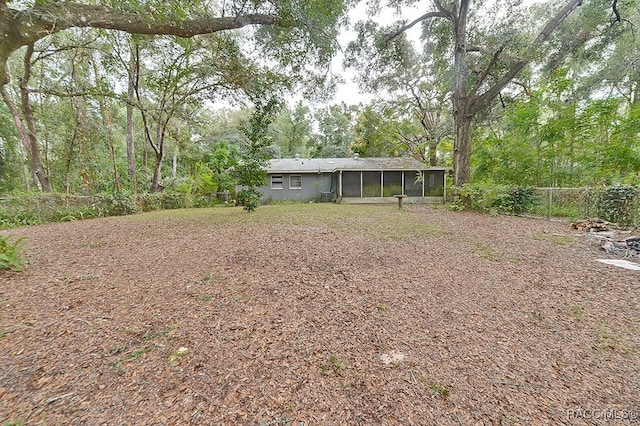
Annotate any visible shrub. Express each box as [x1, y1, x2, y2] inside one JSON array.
[[98, 193, 137, 216], [453, 183, 538, 215], [236, 188, 262, 212], [497, 186, 538, 215], [590, 185, 639, 229], [0, 235, 26, 271]]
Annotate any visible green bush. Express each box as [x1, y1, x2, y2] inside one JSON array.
[[98, 193, 137, 216], [236, 188, 262, 212], [588, 185, 639, 229], [453, 183, 538, 215], [498, 186, 538, 215], [0, 235, 26, 271], [0, 192, 226, 229]]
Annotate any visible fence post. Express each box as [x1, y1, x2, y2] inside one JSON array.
[[547, 187, 552, 221]]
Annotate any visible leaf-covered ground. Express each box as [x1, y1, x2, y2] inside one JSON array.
[[1, 204, 639, 425]]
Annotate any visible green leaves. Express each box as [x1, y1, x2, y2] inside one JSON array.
[[0, 235, 26, 272], [235, 96, 280, 211]]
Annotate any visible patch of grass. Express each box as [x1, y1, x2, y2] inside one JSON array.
[[110, 346, 152, 374], [144, 326, 175, 340], [321, 355, 344, 375], [200, 294, 213, 302], [106, 343, 126, 355], [595, 320, 624, 352], [429, 382, 450, 398], [531, 233, 576, 245], [3, 420, 25, 426], [569, 304, 584, 321], [474, 242, 502, 261], [123, 346, 152, 361]]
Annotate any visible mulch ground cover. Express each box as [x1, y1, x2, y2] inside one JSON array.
[[1, 204, 639, 425]]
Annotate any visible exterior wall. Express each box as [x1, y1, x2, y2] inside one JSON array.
[[256, 169, 446, 203], [259, 173, 333, 202]]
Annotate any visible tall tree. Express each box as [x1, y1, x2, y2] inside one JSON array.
[[312, 103, 355, 157], [235, 96, 280, 211], [0, 0, 348, 192], [271, 101, 313, 157], [350, 0, 618, 185]]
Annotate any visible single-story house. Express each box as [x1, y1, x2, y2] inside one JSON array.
[[253, 154, 448, 204]]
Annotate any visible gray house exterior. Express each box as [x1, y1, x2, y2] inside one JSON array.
[[254, 155, 448, 204]]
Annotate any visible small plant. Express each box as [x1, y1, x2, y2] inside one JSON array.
[[376, 303, 388, 313], [201, 294, 213, 302], [123, 347, 152, 361], [474, 242, 500, 261], [236, 188, 262, 212], [321, 355, 344, 375], [0, 235, 26, 271], [429, 382, 450, 398], [143, 326, 175, 340], [110, 346, 152, 373], [570, 304, 584, 321]]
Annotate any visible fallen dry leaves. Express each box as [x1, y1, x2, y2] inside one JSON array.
[[1, 204, 639, 425]]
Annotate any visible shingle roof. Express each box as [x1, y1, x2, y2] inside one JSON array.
[[267, 157, 445, 173]]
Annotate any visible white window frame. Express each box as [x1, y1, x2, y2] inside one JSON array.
[[271, 175, 284, 190], [289, 175, 302, 189]]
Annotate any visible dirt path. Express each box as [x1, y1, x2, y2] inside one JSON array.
[[1, 205, 638, 425]]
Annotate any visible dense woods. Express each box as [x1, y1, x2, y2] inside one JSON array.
[[0, 0, 638, 196]]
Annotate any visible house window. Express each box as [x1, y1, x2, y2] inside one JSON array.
[[271, 175, 284, 189], [289, 175, 302, 189]]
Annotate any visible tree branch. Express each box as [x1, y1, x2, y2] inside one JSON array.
[[0, 2, 287, 86], [385, 11, 448, 42], [511, 80, 533, 97], [612, 0, 621, 22], [469, 0, 584, 115], [24, 4, 283, 38], [469, 42, 506, 98]]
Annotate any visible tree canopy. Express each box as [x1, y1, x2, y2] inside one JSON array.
[[0, 0, 638, 197]]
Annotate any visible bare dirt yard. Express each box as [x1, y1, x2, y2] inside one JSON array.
[[1, 204, 639, 425]]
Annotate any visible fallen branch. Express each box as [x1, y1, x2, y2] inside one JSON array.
[[47, 392, 74, 404]]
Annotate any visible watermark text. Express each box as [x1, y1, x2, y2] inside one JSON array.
[[567, 408, 638, 422]]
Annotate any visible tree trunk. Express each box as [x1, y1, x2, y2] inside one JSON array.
[[19, 44, 52, 192], [172, 148, 178, 179], [99, 99, 121, 192], [450, 0, 471, 186], [151, 152, 163, 192], [126, 40, 138, 190], [429, 141, 438, 166], [150, 120, 165, 193], [453, 113, 472, 186], [91, 56, 121, 192], [1, 85, 34, 190]]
